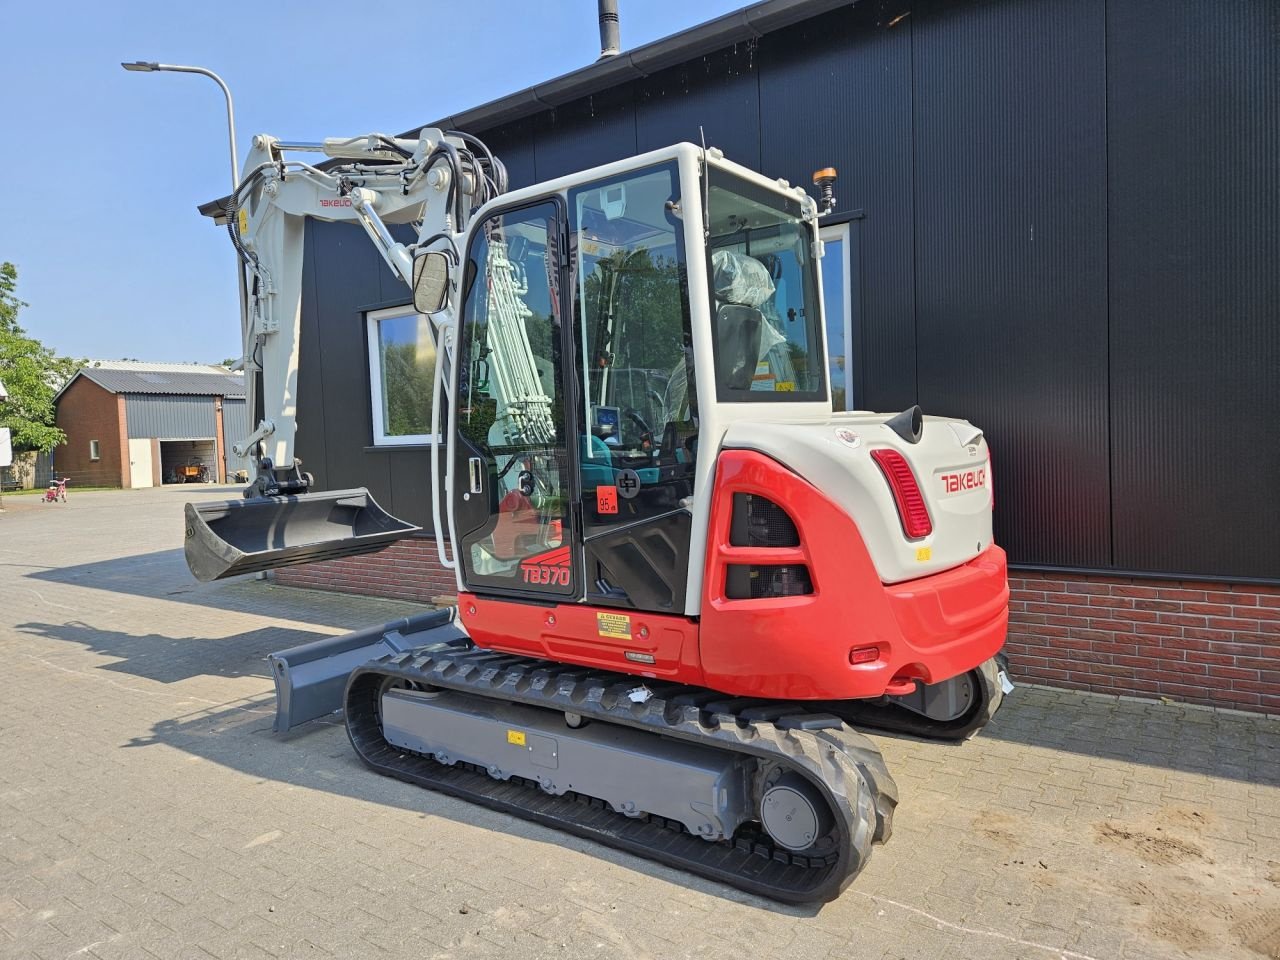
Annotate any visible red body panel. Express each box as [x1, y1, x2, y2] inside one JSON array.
[[459, 596, 704, 684], [462, 449, 1008, 701]]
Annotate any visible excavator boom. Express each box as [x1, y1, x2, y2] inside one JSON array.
[[186, 129, 503, 578]]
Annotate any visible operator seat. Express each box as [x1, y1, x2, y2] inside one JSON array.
[[710, 249, 775, 391], [714, 303, 764, 390]]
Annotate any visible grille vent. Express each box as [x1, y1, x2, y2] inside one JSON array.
[[730, 494, 800, 547], [725, 564, 813, 600], [725, 494, 811, 599]]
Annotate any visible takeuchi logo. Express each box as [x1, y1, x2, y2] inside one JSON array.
[[940, 468, 986, 494]]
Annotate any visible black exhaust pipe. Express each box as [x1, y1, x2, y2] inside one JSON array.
[[884, 405, 924, 444], [598, 0, 621, 59]]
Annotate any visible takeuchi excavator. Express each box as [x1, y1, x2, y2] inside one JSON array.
[[187, 128, 1011, 903]]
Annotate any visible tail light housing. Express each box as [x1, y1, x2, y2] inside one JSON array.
[[871, 448, 932, 539]]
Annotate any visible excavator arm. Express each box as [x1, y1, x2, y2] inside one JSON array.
[[229, 129, 462, 492], [186, 128, 508, 581]]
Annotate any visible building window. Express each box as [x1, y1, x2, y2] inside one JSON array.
[[89, 439, 101, 461], [367, 305, 437, 445]]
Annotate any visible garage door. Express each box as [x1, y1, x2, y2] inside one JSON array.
[[160, 439, 217, 484]]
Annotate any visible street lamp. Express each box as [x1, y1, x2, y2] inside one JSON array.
[[122, 60, 250, 488], [120, 61, 239, 190]]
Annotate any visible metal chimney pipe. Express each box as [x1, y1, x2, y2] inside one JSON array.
[[598, 0, 621, 59]]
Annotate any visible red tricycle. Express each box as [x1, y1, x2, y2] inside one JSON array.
[[42, 477, 68, 503]]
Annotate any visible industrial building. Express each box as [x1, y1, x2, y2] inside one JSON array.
[[213, 0, 1275, 713], [54, 361, 247, 487]]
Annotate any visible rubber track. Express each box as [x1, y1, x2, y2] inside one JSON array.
[[344, 642, 899, 904], [827, 656, 1007, 742]]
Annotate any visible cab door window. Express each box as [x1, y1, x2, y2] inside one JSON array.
[[570, 163, 698, 537], [454, 202, 572, 595]]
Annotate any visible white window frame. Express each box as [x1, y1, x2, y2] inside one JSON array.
[[820, 222, 854, 411], [89, 439, 101, 461], [366, 304, 439, 446]]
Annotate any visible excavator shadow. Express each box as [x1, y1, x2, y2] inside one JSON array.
[[13, 619, 333, 685], [125, 689, 823, 915], [24, 548, 428, 634]]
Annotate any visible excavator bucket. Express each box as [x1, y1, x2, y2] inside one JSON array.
[[184, 487, 421, 582]]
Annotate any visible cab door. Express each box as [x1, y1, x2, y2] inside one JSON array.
[[568, 162, 699, 613], [452, 199, 578, 599]]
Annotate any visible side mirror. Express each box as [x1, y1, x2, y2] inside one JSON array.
[[412, 252, 450, 313]]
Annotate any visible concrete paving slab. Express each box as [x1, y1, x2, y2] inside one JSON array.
[[1, 486, 1277, 959]]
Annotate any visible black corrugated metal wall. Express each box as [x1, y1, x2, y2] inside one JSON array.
[[298, 0, 1279, 581]]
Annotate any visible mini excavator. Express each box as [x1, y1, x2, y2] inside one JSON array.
[[187, 128, 1011, 903]]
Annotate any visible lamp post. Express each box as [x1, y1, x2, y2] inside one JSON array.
[[121, 61, 239, 190], [122, 61, 249, 473]]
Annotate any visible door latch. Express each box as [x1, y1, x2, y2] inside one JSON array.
[[468, 457, 483, 494]]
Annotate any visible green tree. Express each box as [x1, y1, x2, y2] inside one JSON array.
[[0, 263, 81, 453]]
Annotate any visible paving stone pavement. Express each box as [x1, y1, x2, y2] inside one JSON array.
[[1, 486, 1278, 960]]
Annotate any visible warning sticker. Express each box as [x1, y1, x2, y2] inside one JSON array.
[[237, 208, 249, 236], [507, 729, 526, 746], [597, 612, 631, 640], [596, 485, 619, 514], [915, 546, 932, 563]]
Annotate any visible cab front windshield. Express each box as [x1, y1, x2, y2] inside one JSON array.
[[706, 168, 826, 402]]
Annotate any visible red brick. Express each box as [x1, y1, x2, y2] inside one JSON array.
[[1156, 589, 1207, 602], [1088, 618, 1137, 633], [1231, 679, 1280, 695], [1133, 623, 1187, 638], [1205, 617, 1262, 631], [1088, 641, 1139, 656], [1068, 582, 1113, 596], [1181, 602, 1232, 616], [1234, 605, 1280, 621], [1087, 595, 1134, 609], [1144, 635, 1208, 652], [1147, 660, 1209, 677], [1133, 599, 1182, 613], [1112, 585, 1161, 599], [1158, 613, 1208, 627]]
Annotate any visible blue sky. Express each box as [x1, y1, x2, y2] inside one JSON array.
[[2, 0, 745, 364]]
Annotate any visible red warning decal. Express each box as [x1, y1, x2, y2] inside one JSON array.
[[519, 545, 572, 587], [596, 485, 619, 514]]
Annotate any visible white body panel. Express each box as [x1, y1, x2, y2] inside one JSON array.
[[721, 414, 993, 584]]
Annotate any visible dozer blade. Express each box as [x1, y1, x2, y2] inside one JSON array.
[[269, 607, 466, 732], [183, 487, 421, 582]]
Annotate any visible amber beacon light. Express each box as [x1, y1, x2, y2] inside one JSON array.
[[812, 167, 838, 215]]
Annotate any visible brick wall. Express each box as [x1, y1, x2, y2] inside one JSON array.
[[1007, 572, 1279, 714], [275, 544, 1279, 716], [54, 378, 126, 487], [273, 536, 459, 605]]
